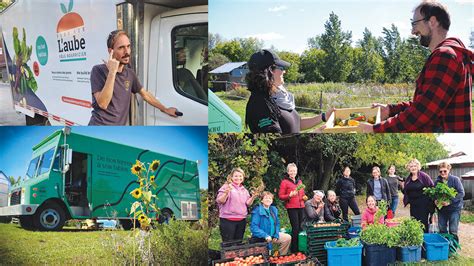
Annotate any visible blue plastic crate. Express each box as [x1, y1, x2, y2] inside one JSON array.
[[325, 240, 362, 266], [397, 246, 421, 262], [347, 226, 361, 239], [423, 234, 449, 261]]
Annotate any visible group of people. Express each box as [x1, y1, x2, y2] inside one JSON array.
[[245, 1, 472, 134], [216, 159, 466, 255]]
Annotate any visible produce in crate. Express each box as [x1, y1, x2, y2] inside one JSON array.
[[423, 182, 457, 209], [313, 222, 340, 227], [269, 252, 307, 264], [214, 255, 265, 266], [393, 218, 424, 247], [334, 112, 377, 127], [360, 223, 399, 248]]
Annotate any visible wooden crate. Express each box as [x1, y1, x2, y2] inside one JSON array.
[[323, 107, 381, 133]]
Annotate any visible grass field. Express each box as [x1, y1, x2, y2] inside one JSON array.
[[0, 223, 123, 264]]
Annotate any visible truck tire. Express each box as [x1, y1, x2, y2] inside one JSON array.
[[159, 209, 174, 224], [34, 202, 66, 231], [19, 215, 34, 230], [120, 219, 140, 230]]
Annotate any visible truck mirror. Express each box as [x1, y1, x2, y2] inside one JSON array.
[[62, 148, 73, 173], [66, 148, 73, 164]]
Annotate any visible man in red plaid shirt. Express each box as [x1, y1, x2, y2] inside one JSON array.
[[360, 1, 473, 133]]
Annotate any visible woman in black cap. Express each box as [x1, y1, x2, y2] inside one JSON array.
[[245, 49, 329, 134]]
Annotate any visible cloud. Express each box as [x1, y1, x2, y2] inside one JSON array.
[[244, 32, 284, 41], [268, 5, 287, 12]]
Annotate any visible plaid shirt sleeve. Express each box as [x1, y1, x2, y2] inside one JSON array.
[[374, 48, 462, 132]]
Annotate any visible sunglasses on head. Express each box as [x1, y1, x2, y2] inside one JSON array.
[[273, 65, 286, 71]]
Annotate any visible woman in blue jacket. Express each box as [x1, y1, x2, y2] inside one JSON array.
[[250, 191, 291, 255]]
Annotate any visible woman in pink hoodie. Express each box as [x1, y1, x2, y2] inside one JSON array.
[[361, 196, 384, 229], [216, 168, 257, 242]]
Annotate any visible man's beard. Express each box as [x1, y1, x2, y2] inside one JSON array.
[[419, 30, 432, 47]]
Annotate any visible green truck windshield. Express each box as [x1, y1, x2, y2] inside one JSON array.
[[25, 147, 56, 179]]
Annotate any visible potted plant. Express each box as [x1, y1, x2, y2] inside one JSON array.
[[394, 218, 424, 262], [360, 223, 398, 266]]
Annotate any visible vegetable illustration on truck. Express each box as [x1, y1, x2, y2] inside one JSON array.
[[0, 127, 201, 231], [0, 0, 208, 125]]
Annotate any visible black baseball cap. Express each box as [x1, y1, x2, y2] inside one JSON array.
[[248, 49, 290, 71]]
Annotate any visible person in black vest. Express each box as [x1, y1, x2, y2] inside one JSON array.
[[335, 167, 360, 221]]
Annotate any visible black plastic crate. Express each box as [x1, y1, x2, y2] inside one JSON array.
[[269, 256, 322, 266]]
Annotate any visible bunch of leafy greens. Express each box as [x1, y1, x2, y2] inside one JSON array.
[[335, 238, 360, 247], [360, 223, 399, 248], [374, 199, 388, 223], [423, 182, 457, 209], [393, 218, 424, 247], [12, 27, 37, 95]]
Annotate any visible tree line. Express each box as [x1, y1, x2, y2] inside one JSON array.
[[208, 133, 447, 227], [209, 12, 431, 84]]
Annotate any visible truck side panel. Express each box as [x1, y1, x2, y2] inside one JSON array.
[[0, 0, 117, 125], [65, 133, 200, 220]]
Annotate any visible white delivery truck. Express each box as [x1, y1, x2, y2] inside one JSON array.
[[0, 0, 208, 125]]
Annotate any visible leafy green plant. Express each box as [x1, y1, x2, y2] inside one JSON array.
[[12, 27, 37, 96], [393, 218, 424, 247], [360, 223, 399, 248], [423, 182, 457, 209], [335, 238, 360, 247], [374, 199, 388, 223]]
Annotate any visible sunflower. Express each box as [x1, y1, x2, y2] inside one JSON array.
[[150, 175, 156, 183], [130, 188, 142, 199], [139, 180, 145, 187], [138, 214, 148, 224], [131, 160, 143, 175], [150, 160, 160, 171]]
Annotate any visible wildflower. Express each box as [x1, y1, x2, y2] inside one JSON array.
[[130, 188, 142, 199], [150, 160, 160, 171], [131, 160, 143, 175], [150, 175, 155, 183]]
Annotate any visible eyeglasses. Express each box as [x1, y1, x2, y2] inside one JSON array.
[[439, 170, 448, 174], [411, 17, 427, 27]]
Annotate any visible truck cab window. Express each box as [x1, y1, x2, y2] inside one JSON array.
[[52, 148, 63, 171], [26, 157, 40, 179], [38, 148, 55, 176], [172, 24, 208, 104]]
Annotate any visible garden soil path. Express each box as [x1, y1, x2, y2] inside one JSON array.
[[356, 195, 474, 259]]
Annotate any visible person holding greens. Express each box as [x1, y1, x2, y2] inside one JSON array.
[[278, 163, 307, 253], [435, 162, 465, 242]]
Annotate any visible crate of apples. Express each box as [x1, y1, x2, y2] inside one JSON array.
[[269, 252, 307, 265], [214, 255, 266, 266]]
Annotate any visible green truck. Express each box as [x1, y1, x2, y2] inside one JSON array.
[[0, 128, 200, 231]]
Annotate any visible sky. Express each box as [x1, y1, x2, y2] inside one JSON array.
[[210, 0, 474, 54], [437, 133, 474, 156], [0, 126, 209, 189]]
